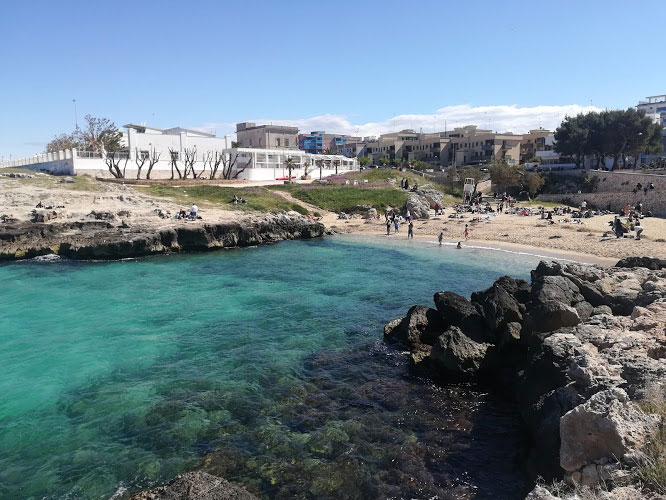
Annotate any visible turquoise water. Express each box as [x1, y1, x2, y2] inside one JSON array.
[[0, 236, 544, 499]]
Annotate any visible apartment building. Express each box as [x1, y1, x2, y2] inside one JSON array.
[[520, 129, 554, 163], [637, 94, 666, 151], [443, 126, 522, 167], [298, 131, 360, 154], [341, 130, 450, 167], [235, 122, 299, 149]]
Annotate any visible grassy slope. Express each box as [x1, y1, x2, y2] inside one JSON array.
[[134, 185, 308, 214], [278, 185, 409, 213], [636, 400, 666, 494]]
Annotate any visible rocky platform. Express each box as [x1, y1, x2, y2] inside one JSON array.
[[0, 212, 325, 261], [385, 257, 666, 499]]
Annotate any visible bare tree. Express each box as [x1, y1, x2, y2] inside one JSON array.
[[208, 151, 225, 179], [231, 156, 251, 179], [183, 147, 198, 178], [79, 115, 123, 155], [146, 147, 161, 180], [135, 148, 147, 180], [105, 151, 128, 178], [168, 148, 183, 179], [46, 133, 80, 153], [303, 161, 311, 178], [221, 152, 240, 179]]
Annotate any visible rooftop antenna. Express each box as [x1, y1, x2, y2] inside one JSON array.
[[72, 99, 78, 130]]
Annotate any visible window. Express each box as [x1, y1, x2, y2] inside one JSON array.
[[140, 150, 149, 160], [276, 138, 281, 147], [285, 139, 289, 147]]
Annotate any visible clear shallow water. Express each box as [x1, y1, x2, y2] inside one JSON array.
[[0, 236, 545, 499]]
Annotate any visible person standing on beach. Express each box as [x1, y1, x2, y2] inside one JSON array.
[[408, 221, 414, 239], [438, 231, 444, 246], [394, 218, 400, 233], [386, 219, 391, 235], [464, 224, 470, 240]]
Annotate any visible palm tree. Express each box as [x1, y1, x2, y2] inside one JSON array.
[[333, 159, 341, 175], [285, 156, 295, 183], [303, 161, 310, 178], [315, 158, 324, 180]]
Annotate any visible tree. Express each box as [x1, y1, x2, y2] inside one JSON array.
[[303, 161, 311, 177], [285, 156, 296, 182], [358, 156, 370, 167], [460, 166, 485, 185], [134, 148, 147, 179], [332, 159, 340, 175], [78, 115, 123, 154], [168, 148, 183, 179], [411, 160, 430, 171], [315, 158, 325, 180], [490, 160, 521, 193], [104, 151, 128, 178], [145, 147, 161, 180], [46, 133, 80, 153], [182, 147, 198, 178], [379, 156, 389, 167], [554, 114, 588, 168], [523, 172, 545, 197]]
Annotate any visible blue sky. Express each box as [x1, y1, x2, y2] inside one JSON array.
[[1, 0, 663, 158]]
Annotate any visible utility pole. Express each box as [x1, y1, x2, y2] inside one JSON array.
[[73, 99, 78, 130]]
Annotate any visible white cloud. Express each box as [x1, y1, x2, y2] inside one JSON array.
[[195, 104, 601, 141]]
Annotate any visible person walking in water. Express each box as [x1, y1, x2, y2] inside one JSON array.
[[464, 224, 470, 240], [438, 231, 444, 246], [407, 221, 414, 239]]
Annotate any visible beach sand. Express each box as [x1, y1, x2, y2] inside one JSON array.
[[1, 173, 664, 265], [320, 210, 666, 265]]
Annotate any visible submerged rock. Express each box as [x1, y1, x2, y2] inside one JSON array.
[[129, 471, 257, 499]]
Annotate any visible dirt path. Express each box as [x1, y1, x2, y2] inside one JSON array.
[[267, 189, 333, 215]]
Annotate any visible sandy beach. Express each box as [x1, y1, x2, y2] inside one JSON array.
[[1, 172, 664, 265], [319, 209, 666, 265]]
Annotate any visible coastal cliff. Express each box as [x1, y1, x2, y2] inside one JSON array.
[[385, 257, 666, 499], [0, 212, 325, 261]]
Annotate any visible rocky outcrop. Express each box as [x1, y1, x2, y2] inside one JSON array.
[[403, 193, 431, 219], [129, 471, 257, 499], [0, 212, 325, 261], [384, 257, 666, 498]]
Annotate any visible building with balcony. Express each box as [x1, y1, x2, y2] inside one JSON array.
[[443, 126, 522, 167], [297, 131, 360, 154], [519, 129, 554, 163], [637, 95, 666, 151], [235, 122, 299, 150]]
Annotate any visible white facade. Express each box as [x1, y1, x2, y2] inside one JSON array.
[[0, 147, 358, 181]]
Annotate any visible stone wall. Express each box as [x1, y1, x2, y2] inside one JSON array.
[[538, 191, 666, 217]]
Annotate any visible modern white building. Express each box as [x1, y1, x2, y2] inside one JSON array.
[[0, 146, 357, 180]]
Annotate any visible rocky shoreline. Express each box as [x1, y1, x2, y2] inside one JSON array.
[[385, 256, 666, 499], [0, 212, 325, 261]]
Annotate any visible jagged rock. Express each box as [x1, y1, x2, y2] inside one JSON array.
[[560, 388, 662, 472], [433, 291, 489, 342], [472, 283, 522, 335], [592, 305, 613, 316], [383, 305, 445, 348], [499, 321, 522, 348], [403, 193, 430, 219], [129, 471, 257, 499], [523, 301, 581, 334], [616, 256, 666, 270], [524, 485, 558, 499], [428, 327, 494, 380], [531, 275, 584, 306], [87, 210, 116, 220]]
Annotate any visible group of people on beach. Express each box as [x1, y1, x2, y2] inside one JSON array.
[[385, 211, 414, 238], [175, 204, 200, 221], [399, 178, 418, 192]]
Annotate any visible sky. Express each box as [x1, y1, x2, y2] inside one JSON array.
[[1, 0, 664, 159]]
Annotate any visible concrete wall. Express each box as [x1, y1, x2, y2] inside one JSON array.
[[538, 191, 666, 217]]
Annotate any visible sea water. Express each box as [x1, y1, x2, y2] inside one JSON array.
[[0, 236, 547, 499]]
